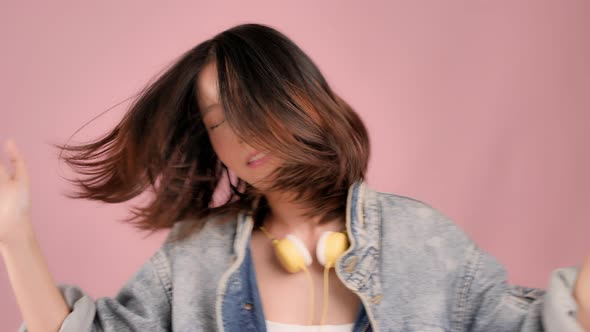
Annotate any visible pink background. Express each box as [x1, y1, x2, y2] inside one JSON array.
[[1, 1, 589, 330]]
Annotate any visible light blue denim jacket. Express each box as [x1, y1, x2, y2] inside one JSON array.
[[19, 180, 583, 331]]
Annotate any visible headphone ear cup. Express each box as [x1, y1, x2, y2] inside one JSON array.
[[316, 231, 350, 268], [273, 234, 312, 273]]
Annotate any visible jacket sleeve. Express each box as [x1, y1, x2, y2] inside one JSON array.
[[457, 242, 584, 332], [17, 247, 173, 332]]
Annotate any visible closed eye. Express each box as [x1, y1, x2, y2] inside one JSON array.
[[209, 120, 226, 130]]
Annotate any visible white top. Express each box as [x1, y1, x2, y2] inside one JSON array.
[[265, 320, 355, 332]]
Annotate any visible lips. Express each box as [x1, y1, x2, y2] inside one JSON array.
[[246, 150, 269, 164]]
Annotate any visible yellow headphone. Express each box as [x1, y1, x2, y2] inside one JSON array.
[[258, 226, 350, 331]]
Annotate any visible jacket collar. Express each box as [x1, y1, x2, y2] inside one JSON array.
[[233, 179, 383, 300]]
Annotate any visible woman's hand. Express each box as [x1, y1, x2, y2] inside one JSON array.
[[574, 253, 590, 331], [0, 139, 33, 250]]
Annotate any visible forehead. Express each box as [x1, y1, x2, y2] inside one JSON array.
[[196, 62, 220, 111]]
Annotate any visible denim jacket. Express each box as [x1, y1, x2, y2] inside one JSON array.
[[18, 180, 583, 331]]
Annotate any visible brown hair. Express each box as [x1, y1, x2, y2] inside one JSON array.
[[52, 23, 371, 243]]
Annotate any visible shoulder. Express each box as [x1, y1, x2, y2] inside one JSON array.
[[372, 189, 466, 234], [149, 212, 239, 279], [136, 213, 239, 310], [370, 188, 476, 259], [161, 212, 239, 257], [370, 189, 483, 305], [165, 212, 238, 246]]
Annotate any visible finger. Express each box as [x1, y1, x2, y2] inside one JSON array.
[[5, 140, 29, 183]]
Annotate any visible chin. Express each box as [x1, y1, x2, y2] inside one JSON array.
[[242, 172, 275, 192]]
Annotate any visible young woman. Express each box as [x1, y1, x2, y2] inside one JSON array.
[[1, 23, 589, 332]]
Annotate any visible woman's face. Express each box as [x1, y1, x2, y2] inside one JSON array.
[[196, 61, 280, 189]]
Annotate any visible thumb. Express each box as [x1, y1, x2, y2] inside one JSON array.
[[4, 139, 29, 184]]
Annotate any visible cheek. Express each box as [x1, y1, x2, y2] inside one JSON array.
[[208, 134, 226, 158], [208, 131, 241, 165]]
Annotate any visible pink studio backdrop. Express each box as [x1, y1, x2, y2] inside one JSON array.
[[1, 1, 589, 330]]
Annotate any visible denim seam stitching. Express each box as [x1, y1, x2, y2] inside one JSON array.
[[451, 242, 480, 332], [150, 249, 173, 305]]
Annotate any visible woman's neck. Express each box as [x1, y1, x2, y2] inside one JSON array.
[[254, 189, 345, 240]]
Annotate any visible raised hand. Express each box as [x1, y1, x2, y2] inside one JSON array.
[[0, 139, 33, 249]]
